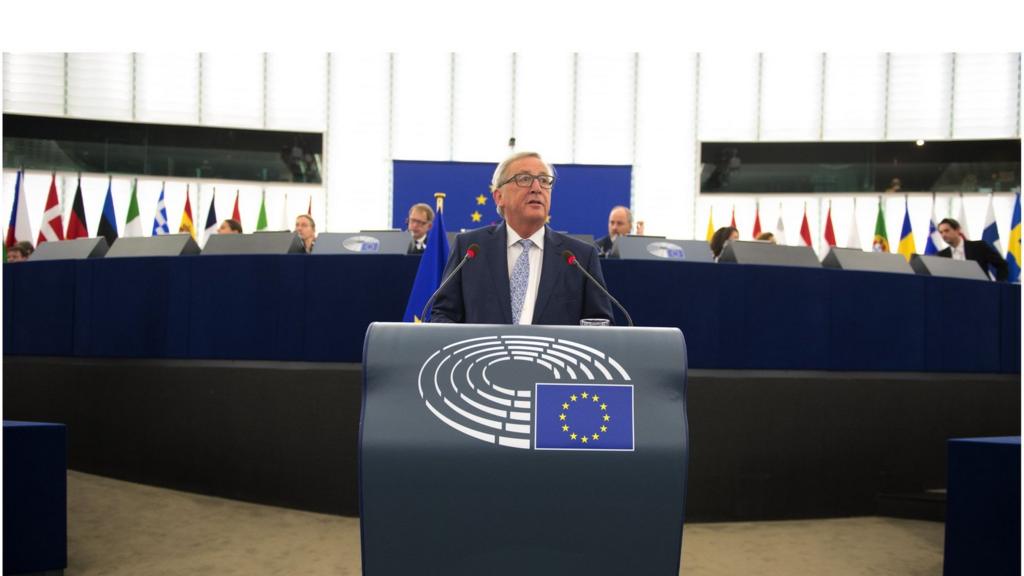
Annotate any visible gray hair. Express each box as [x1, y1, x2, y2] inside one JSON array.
[[490, 151, 555, 218]]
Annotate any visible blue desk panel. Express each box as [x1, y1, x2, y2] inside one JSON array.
[[3, 256, 1019, 373], [2, 421, 68, 575], [944, 437, 1021, 576]]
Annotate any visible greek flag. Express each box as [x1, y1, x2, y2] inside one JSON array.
[[152, 184, 170, 236]]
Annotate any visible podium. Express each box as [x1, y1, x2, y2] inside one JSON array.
[[361, 322, 689, 575]]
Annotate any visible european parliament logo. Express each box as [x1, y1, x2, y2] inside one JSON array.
[[416, 335, 635, 451]]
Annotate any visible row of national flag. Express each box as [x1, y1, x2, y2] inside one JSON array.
[[705, 195, 1021, 282], [4, 171, 282, 248]]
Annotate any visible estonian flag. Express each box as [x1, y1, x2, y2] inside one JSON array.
[[403, 201, 450, 322], [97, 177, 119, 246]]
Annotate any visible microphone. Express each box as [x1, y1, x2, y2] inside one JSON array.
[[420, 243, 480, 322], [563, 250, 634, 327]]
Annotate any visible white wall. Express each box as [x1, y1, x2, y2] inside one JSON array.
[[3, 52, 1021, 252]]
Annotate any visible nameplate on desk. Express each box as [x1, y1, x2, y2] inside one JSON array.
[[314, 232, 411, 255], [610, 237, 713, 262]]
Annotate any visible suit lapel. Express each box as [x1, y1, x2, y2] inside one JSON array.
[[485, 224, 513, 324], [532, 226, 563, 324]]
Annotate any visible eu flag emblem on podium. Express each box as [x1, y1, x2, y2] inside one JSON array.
[[534, 384, 634, 451]]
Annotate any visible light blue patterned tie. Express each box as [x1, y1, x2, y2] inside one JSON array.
[[510, 239, 533, 324]]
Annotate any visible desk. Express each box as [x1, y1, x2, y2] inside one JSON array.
[[3, 255, 1019, 373]]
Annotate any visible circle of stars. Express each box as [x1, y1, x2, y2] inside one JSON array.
[[558, 390, 610, 444]]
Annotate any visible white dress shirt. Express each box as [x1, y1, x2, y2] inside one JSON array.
[[506, 224, 545, 325], [952, 241, 966, 260]]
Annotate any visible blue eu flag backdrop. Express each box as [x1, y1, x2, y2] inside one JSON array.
[[393, 160, 631, 239], [534, 383, 634, 450]]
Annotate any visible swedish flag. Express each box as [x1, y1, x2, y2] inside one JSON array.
[[403, 198, 450, 322], [897, 199, 915, 261], [1007, 192, 1021, 283]]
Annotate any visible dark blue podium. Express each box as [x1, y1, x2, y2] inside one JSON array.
[[3, 421, 67, 575], [360, 323, 689, 575], [943, 436, 1021, 576]]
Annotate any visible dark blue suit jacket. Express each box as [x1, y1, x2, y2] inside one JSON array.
[[430, 223, 614, 325]]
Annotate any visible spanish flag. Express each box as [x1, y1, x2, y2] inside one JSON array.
[[897, 199, 915, 261], [872, 200, 889, 253], [1007, 192, 1021, 283], [179, 184, 196, 240]]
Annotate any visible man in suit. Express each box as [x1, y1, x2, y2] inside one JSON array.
[[406, 203, 434, 254], [295, 214, 316, 254], [936, 218, 1008, 281], [430, 151, 614, 325], [594, 205, 633, 257]]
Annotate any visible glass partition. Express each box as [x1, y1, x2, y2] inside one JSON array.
[[2, 113, 323, 184], [700, 140, 1021, 194]]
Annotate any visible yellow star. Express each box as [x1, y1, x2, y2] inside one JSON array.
[[600, 403, 607, 411], [561, 424, 569, 432], [413, 316, 422, 323], [581, 436, 588, 444], [570, 395, 577, 402], [592, 394, 599, 402], [476, 194, 487, 205], [570, 433, 577, 440], [592, 433, 599, 440], [603, 414, 610, 422], [562, 402, 569, 410], [581, 391, 589, 399], [471, 211, 482, 223], [559, 413, 566, 421], [600, 425, 607, 432], [546, 215, 551, 224]]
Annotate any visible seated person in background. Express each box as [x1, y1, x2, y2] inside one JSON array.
[[709, 226, 739, 261], [295, 214, 317, 254], [755, 231, 776, 243], [595, 205, 633, 257], [936, 218, 1008, 281], [406, 203, 435, 254], [6, 241, 34, 262], [430, 151, 612, 325], [217, 219, 243, 234]]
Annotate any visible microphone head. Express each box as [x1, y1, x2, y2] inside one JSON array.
[[562, 250, 577, 266], [466, 243, 480, 259]]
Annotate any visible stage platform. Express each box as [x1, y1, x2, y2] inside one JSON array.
[[4, 356, 1018, 521]]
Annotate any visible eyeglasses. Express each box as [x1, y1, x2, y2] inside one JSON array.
[[407, 217, 430, 227], [499, 173, 555, 189]]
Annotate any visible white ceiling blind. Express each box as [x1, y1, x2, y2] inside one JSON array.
[[135, 53, 199, 125], [265, 53, 327, 132], [887, 53, 954, 140], [3, 53, 65, 116], [391, 53, 450, 161], [822, 53, 887, 140], [451, 53, 513, 162], [952, 53, 1020, 139], [697, 53, 759, 141], [760, 53, 822, 141], [200, 53, 264, 128], [66, 53, 133, 121], [575, 53, 634, 164]]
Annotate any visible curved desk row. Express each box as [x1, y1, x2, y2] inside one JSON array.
[[3, 255, 1019, 373]]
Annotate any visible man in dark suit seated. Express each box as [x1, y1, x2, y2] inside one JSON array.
[[430, 151, 614, 325], [406, 203, 434, 254], [594, 205, 633, 257], [936, 218, 1008, 281]]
